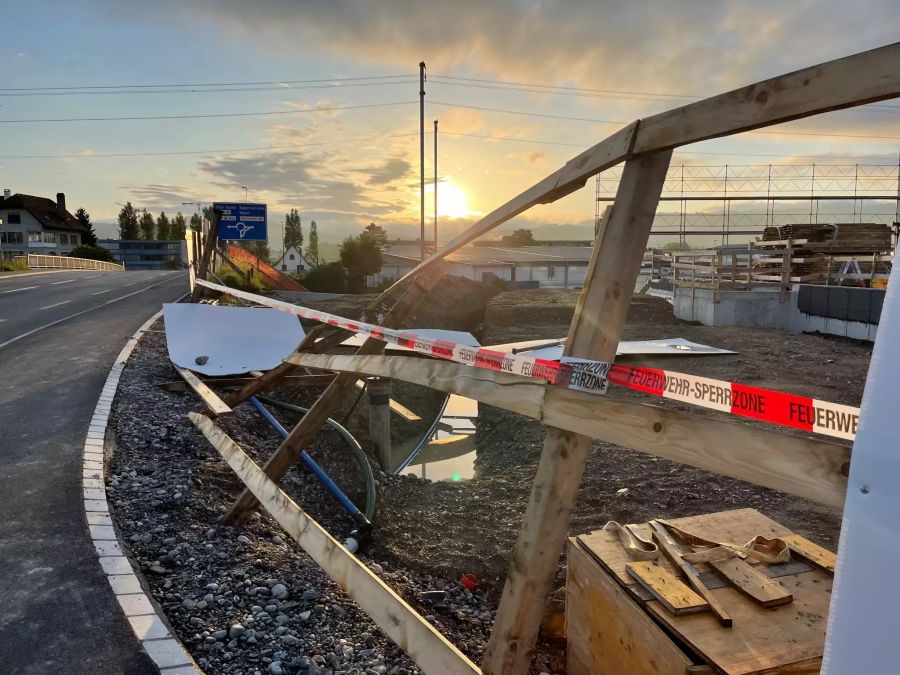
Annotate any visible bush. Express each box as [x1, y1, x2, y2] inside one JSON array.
[[1, 257, 28, 272], [217, 269, 265, 294], [301, 262, 348, 293], [70, 245, 116, 263]]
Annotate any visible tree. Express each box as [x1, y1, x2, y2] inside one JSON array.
[[189, 213, 202, 231], [307, 220, 320, 264], [70, 244, 115, 263], [364, 222, 387, 245], [74, 208, 98, 246], [284, 209, 303, 252], [500, 228, 536, 246], [156, 211, 171, 240], [117, 202, 139, 240], [340, 231, 383, 293], [301, 261, 347, 293], [171, 212, 187, 240], [139, 209, 155, 240]]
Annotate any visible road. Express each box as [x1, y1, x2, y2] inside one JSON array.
[[0, 269, 187, 674]]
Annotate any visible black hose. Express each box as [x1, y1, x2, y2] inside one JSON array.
[[256, 395, 377, 521]]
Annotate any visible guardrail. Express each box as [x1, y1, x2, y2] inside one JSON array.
[[26, 254, 124, 271]]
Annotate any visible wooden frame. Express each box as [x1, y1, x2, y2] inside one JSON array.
[[183, 43, 898, 675]]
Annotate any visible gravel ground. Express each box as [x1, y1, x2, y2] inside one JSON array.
[[108, 326, 496, 675], [108, 285, 870, 674]]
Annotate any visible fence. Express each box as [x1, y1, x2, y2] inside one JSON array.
[[673, 244, 893, 301], [26, 254, 124, 271]]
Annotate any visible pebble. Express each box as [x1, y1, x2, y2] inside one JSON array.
[[229, 624, 246, 639], [271, 583, 288, 599], [237, 535, 251, 544]]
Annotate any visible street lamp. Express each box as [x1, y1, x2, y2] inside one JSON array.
[[241, 187, 249, 201]]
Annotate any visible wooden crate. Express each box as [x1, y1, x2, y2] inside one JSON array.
[[566, 509, 831, 674]]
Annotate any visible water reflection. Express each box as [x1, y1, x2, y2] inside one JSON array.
[[398, 395, 479, 482]]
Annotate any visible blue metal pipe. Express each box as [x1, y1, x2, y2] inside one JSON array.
[[249, 395, 363, 518]]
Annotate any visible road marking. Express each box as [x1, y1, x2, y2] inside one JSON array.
[[123, 282, 138, 287], [0, 319, 6, 323], [92, 289, 112, 295], [0, 273, 188, 352], [40, 300, 72, 310], [51, 279, 77, 285], [1, 285, 39, 294], [84, 274, 103, 279]]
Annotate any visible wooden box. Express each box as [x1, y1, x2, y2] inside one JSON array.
[[566, 509, 831, 674]]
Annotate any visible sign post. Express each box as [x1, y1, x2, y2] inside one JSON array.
[[214, 203, 268, 242]]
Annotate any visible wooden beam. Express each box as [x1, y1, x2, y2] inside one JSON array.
[[188, 413, 479, 675], [221, 260, 449, 525], [282, 352, 850, 507], [176, 367, 232, 416], [483, 150, 674, 674], [634, 42, 900, 154], [191, 209, 220, 302], [158, 373, 335, 393]]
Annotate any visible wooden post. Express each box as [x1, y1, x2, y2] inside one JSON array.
[[221, 261, 448, 525], [482, 149, 673, 674], [366, 378, 393, 469], [191, 209, 220, 302]]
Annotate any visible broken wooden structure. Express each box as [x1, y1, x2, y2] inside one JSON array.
[[181, 43, 900, 674]]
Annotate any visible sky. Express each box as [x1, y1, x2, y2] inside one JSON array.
[[2, 1, 899, 254]]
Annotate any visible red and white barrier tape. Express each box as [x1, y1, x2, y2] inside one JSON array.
[[196, 279, 859, 440]]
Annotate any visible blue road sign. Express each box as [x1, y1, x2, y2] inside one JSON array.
[[214, 203, 268, 241]]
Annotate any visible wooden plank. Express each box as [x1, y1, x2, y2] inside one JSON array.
[[781, 534, 836, 573], [157, 374, 335, 393], [191, 209, 220, 302], [176, 367, 232, 416], [649, 521, 732, 627], [483, 150, 674, 675], [577, 510, 828, 673], [354, 379, 422, 421], [222, 260, 448, 525], [567, 540, 694, 675], [625, 561, 709, 615], [284, 353, 850, 507], [708, 557, 793, 607], [634, 42, 900, 153], [188, 413, 479, 675]]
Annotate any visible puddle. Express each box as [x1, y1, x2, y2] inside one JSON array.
[[398, 394, 479, 482]]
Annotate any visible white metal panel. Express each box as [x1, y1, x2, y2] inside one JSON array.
[[163, 303, 304, 376], [486, 337, 734, 361], [822, 264, 900, 673]]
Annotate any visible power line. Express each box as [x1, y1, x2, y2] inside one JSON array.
[[431, 100, 900, 141], [431, 73, 900, 112], [0, 79, 419, 98], [0, 73, 412, 92], [0, 100, 414, 123]]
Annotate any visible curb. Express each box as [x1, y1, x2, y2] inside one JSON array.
[[82, 303, 201, 674]]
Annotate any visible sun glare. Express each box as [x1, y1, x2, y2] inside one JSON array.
[[427, 180, 472, 219]]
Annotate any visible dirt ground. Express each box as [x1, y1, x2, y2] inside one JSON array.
[[111, 282, 870, 674]]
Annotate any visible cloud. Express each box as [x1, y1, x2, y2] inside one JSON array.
[[367, 157, 412, 185], [122, 183, 208, 210], [437, 107, 486, 135]]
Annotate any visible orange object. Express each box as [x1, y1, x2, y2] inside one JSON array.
[[460, 573, 479, 590]]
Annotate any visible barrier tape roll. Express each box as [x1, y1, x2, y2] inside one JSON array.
[[195, 279, 859, 440]]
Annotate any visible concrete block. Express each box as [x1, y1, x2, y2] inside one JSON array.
[[86, 512, 112, 526], [117, 592, 154, 616], [83, 478, 103, 489], [128, 614, 170, 640], [84, 499, 108, 513], [99, 556, 132, 575], [83, 488, 106, 501], [108, 573, 142, 595], [94, 540, 122, 557], [142, 638, 192, 669], [90, 524, 116, 540]]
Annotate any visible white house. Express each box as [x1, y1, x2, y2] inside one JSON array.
[[0, 190, 87, 257], [274, 246, 317, 275]]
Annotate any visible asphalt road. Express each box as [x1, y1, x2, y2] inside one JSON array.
[[0, 269, 187, 674]]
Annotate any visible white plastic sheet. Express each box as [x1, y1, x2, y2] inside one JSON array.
[[486, 337, 735, 361], [163, 303, 305, 376]]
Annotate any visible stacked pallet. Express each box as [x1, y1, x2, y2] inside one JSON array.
[[756, 223, 893, 283]]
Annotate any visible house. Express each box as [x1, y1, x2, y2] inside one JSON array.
[[368, 253, 420, 286], [380, 238, 435, 259], [97, 239, 187, 270], [274, 246, 317, 275], [0, 190, 87, 256]]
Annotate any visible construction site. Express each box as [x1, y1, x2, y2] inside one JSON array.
[[30, 39, 899, 675]]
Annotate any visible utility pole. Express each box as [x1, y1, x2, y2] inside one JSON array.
[[434, 119, 438, 251], [419, 61, 426, 261]]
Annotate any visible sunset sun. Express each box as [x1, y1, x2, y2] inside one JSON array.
[[428, 180, 472, 219]]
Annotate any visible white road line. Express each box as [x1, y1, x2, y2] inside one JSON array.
[[51, 279, 77, 285], [0, 273, 188, 352], [84, 274, 103, 279], [92, 289, 112, 296], [1, 285, 39, 294], [40, 300, 72, 310], [0, 319, 6, 323], [123, 282, 138, 287]]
